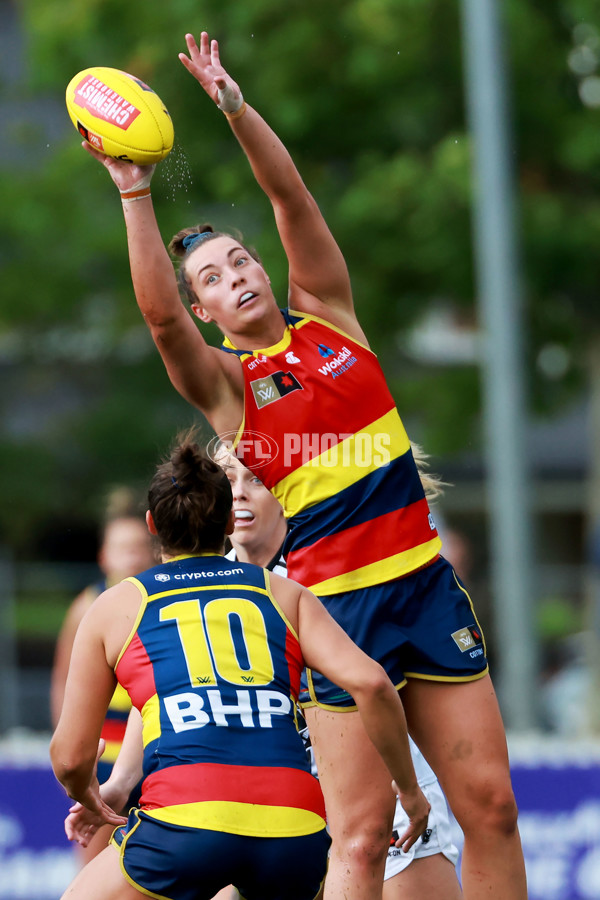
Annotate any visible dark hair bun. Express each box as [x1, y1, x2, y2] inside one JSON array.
[[170, 443, 220, 493], [148, 430, 233, 555]]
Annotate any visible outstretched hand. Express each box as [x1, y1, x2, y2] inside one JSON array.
[[179, 32, 242, 109], [392, 780, 431, 853]]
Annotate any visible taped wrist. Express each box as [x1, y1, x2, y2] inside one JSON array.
[[119, 168, 155, 202], [218, 85, 246, 121]]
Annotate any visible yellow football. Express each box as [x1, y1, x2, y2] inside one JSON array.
[[65, 66, 174, 165]]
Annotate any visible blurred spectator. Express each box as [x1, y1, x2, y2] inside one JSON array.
[[537, 594, 590, 735]]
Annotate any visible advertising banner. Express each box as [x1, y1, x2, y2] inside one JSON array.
[[1, 735, 600, 899]]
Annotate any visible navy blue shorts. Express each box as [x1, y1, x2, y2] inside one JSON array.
[[111, 808, 330, 900], [300, 556, 488, 710]]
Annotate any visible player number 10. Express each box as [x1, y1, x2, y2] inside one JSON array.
[[160, 597, 275, 687]]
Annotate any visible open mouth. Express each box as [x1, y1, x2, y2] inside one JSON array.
[[238, 291, 257, 308], [234, 509, 255, 525]]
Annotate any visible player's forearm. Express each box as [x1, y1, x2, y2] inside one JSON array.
[[355, 677, 420, 794], [96, 768, 137, 815], [226, 104, 308, 204], [121, 197, 182, 326], [50, 743, 97, 803]]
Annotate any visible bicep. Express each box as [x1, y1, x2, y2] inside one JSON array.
[[153, 325, 244, 423], [272, 193, 354, 315]]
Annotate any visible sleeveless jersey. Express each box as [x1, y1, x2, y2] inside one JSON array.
[[221, 309, 442, 595], [114, 553, 325, 838]]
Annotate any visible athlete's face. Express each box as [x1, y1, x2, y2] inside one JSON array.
[[187, 237, 277, 335], [216, 451, 286, 564]]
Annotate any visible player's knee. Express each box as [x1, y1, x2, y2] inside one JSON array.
[[457, 782, 519, 838], [488, 789, 520, 836], [332, 824, 389, 872]]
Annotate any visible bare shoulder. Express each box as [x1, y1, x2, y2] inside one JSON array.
[[173, 341, 245, 434], [268, 573, 303, 628], [79, 580, 144, 666], [86, 580, 143, 625], [268, 572, 303, 599]]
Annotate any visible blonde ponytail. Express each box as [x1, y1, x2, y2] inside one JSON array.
[[410, 442, 449, 504]]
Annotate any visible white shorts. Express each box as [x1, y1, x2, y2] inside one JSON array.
[[385, 780, 459, 880]]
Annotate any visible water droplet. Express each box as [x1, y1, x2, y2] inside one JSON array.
[[157, 140, 194, 203]]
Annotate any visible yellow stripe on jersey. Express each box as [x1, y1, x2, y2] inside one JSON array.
[[142, 584, 270, 603], [115, 577, 149, 669], [141, 693, 161, 747], [305, 536, 442, 595], [271, 407, 411, 518], [143, 800, 325, 837], [287, 308, 372, 352], [264, 571, 299, 641], [108, 681, 132, 712], [223, 326, 293, 359]]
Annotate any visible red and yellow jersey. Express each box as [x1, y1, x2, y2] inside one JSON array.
[[114, 554, 325, 838], [221, 309, 441, 595]]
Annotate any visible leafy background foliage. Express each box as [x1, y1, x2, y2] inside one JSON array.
[[1, 0, 599, 555]]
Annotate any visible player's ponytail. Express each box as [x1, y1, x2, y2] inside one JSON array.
[[148, 429, 232, 555], [410, 441, 448, 504]]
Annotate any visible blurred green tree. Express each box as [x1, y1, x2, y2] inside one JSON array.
[[1, 0, 598, 552]]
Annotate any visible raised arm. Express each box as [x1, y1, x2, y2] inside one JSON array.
[[81, 145, 243, 432], [179, 32, 365, 339]]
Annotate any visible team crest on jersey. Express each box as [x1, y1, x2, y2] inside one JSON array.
[[451, 625, 483, 652], [250, 371, 303, 408]]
